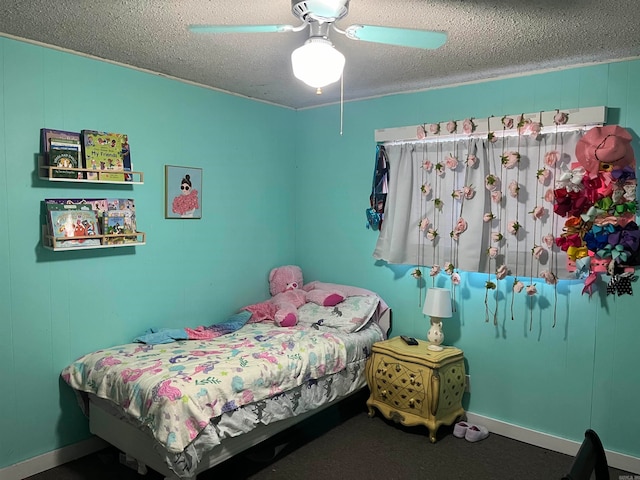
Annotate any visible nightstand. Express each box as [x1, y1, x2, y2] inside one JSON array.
[[365, 336, 466, 442]]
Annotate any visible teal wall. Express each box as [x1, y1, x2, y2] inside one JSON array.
[[0, 37, 296, 468], [1, 33, 639, 470], [295, 61, 640, 459]]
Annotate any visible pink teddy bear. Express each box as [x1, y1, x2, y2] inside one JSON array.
[[245, 265, 346, 327]]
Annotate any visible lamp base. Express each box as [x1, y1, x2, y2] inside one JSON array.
[[427, 344, 444, 352]]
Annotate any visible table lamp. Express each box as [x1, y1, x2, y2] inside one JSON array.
[[422, 287, 452, 351]]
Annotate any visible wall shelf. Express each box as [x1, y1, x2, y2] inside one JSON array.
[[42, 230, 146, 251], [39, 163, 144, 184]]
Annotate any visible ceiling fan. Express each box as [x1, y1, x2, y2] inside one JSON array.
[[189, 0, 447, 92]]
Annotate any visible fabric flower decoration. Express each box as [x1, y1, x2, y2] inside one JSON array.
[[444, 262, 455, 275], [487, 131, 498, 143], [421, 183, 432, 196], [491, 190, 503, 204], [429, 265, 441, 276], [553, 111, 569, 125], [466, 154, 477, 167], [451, 189, 462, 200], [485, 174, 500, 191], [501, 152, 520, 169], [507, 221, 521, 235], [483, 212, 495, 222], [417, 125, 426, 140], [501, 116, 514, 129], [462, 118, 475, 135], [488, 246, 499, 258], [529, 121, 542, 138], [446, 120, 457, 133], [445, 154, 458, 170], [429, 123, 440, 135], [492, 232, 503, 243], [434, 198, 443, 210], [496, 264, 508, 280], [540, 270, 558, 285], [419, 217, 430, 231], [532, 245, 545, 260], [542, 233, 555, 248], [530, 205, 545, 220], [454, 217, 468, 235], [451, 272, 461, 285], [526, 284, 537, 296], [463, 185, 475, 199], [513, 279, 525, 293], [427, 229, 438, 241], [422, 160, 433, 171], [411, 268, 422, 279], [544, 150, 560, 166], [450, 230, 460, 240], [518, 118, 542, 138], [537, 168, 551, 185], [544, 188, 555, 203], [508, 180, 520, 198], [485, 281, 496, 290], [435, 162, 445, 176]]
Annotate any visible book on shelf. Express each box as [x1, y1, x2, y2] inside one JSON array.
[[45, 198, 108, 216], [102, 210, 137, 244], [47, 209, 101, 248], [49, 139, 82, 179], [81, 130, 132, 181], [106, 198, 137, 231], [40, 129, 81, 156]]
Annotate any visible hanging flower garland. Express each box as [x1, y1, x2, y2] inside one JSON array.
[[501, 115, 526, 320], [484, 121, 505, 324], [413, 144, 431, 305]]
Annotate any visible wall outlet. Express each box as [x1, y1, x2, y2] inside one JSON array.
[[465, 375, 471, 393]]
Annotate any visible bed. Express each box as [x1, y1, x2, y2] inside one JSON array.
[[61, 283, 390, 479]]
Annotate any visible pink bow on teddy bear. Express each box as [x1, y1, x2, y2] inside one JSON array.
[[243, 265, 346, 327]]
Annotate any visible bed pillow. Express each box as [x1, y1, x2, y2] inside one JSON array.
[[297, 295, 379, 333]]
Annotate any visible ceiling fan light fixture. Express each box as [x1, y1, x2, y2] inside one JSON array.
[[291, 38, 345, 89]]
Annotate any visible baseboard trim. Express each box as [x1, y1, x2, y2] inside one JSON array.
[[0, 436, 108, 480], [466, 412, 640, 475], [3, 415, 639, 478]]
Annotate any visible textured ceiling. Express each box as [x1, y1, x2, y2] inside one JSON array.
[[1, 0, 639, 110]]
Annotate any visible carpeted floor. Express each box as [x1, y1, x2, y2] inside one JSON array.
[[26, 391, 634, 480]]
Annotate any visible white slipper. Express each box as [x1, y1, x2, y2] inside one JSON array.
[[464, 424, 489, 442], [453, 421, 470, 438]]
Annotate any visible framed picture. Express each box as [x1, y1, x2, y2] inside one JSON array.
[[165, 165, 202, 219]]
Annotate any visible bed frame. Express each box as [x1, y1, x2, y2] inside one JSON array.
[[88, 309, 391, 480]]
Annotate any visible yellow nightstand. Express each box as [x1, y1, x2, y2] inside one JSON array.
[[365, 336, 466, 442]]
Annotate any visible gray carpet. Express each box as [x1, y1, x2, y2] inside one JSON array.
[[26, 391, 633, 480]]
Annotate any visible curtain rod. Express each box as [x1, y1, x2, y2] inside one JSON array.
[[381, 123, 599, 146], [375, 106, 607, 144]]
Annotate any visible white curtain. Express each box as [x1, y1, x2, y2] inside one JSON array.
[[373, 131, 583, 280]]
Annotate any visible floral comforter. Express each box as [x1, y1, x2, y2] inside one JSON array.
[[61, 296, 380, 454]]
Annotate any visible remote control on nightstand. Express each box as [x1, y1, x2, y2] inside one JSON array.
[[400, 335, 419, 346]]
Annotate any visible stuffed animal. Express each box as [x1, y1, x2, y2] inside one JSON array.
[[244, 265, 346, 327]]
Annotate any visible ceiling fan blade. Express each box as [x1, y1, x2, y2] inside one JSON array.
[[189, 24, 298, 34], [343, 25, 447, 49]]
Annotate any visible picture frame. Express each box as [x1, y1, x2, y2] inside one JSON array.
[[165, 165, 202, 219]]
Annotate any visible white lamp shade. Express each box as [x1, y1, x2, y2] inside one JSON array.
[[422, 288, 452, 318], [291, 38, 345, 89]]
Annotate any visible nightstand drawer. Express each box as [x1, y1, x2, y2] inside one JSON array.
[[371, 354, 428, 416], [366, 337, 466, 443]]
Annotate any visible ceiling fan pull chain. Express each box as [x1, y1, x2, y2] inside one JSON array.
[[340, 72, 344, 136]]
